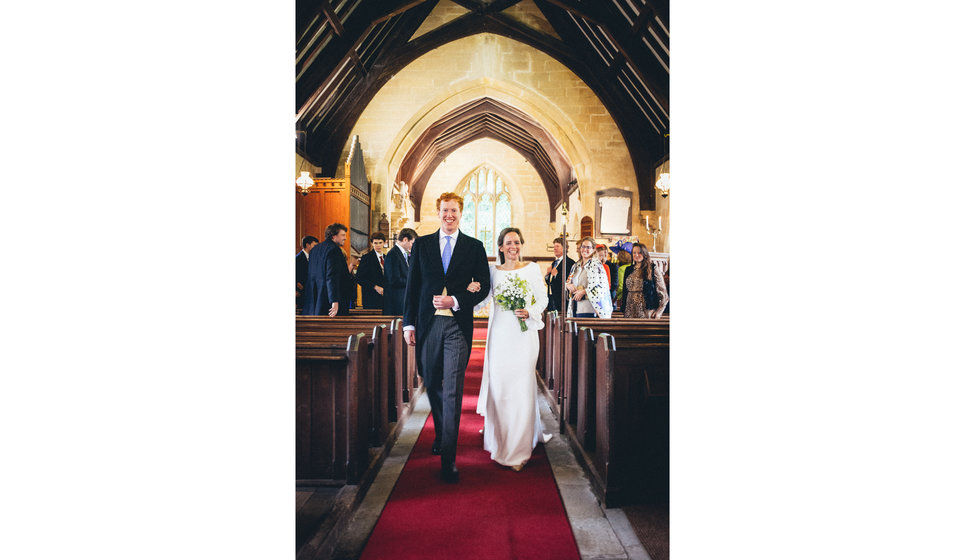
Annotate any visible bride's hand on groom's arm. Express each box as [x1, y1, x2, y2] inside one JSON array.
[[466, 281, 481, 293]]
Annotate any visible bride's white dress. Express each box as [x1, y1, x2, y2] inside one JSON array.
[[476, 263, 551, 467]]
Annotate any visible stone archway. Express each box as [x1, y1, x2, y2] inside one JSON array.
[[395, 97, 574, 222]]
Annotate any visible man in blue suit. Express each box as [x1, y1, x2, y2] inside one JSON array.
[[403, 193, 491, 482], [302, 223, 350, 316], [383, 228, 417, 316]]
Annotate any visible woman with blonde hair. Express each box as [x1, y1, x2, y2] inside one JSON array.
[[564, 237, 612, 318]]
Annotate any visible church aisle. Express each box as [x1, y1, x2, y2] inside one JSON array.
[[358, 343, 580, 560]]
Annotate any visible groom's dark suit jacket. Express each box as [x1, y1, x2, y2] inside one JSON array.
[[403, 230, 491, 346]]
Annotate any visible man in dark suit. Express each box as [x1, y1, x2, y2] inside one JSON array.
[[403, 193, 491, 482], [302, 223, 350, 316], [383, 227, 417, 316], [545, 237, 575, 312], [355, 232, 387, 310], [296, 235, 318, 310]]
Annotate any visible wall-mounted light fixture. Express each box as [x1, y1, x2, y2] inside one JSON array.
[[296, 170, 314, 195]]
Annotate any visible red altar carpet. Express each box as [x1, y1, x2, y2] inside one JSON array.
[[359, 343, 580, 560]]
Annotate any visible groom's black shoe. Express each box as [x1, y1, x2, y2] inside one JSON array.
[[440, 462, 459, 483]]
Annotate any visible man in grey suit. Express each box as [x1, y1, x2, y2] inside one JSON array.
[[403, 193, 491, 482]]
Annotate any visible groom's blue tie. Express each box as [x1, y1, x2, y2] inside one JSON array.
[[441, 235, 452, 274]]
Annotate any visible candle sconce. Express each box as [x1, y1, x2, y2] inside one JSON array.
[[641, 212, 661, 253]]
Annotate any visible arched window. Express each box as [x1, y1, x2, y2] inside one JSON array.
[[460, 167, 511, 254]]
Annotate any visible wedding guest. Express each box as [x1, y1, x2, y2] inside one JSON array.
[[621, 242, 657, 318], [356, 232, 387, 310], [595, 245, 612, 292], [615, 249, 632, 308], [303, 224, 349, 316], [296, 235, 318, 310], [383, 228, 417, 316], [564, 237, 612, 318], [545, 237, 575, 312], [598, 245, 618, 306]]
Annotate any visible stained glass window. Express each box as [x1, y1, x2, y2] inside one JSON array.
[[458, 166, 512, 255]]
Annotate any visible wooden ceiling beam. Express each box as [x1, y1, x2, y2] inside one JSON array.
[[450, 0, 487, 13], [305, 7, 644, 204], [647, 0, 669, 28], [482, 13, 574, 59], [296, 3, 391, 112], [321, 5, 344, 34], [631, 4, 653, 34], [486, 0, 524, 12], [373, 0, 432, 24], [535, 0, 613, 28], [533, 0, 663, 211]]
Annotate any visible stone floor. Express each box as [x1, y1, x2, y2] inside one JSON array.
[[298, 388, 658, 559]]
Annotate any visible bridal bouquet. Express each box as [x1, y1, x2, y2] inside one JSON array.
[[494, 274, 535, 332]]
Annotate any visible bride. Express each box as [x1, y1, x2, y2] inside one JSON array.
[[468, 227, 551, 471]]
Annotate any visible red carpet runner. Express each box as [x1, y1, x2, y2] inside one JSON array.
[[359, 330, 580, 560]]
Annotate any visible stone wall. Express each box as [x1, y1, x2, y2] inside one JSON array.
[[329, 28, 667, 258]]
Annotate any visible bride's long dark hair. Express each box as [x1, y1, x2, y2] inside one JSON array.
[[496, 227, 525, 263]]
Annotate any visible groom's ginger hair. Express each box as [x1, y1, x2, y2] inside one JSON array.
[[435, 192, 465, 211]]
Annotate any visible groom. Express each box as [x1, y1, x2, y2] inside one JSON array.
[[403, 192, 491, 482]]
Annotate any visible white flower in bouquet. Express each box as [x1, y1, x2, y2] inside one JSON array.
[[494, 274, 535, 332]]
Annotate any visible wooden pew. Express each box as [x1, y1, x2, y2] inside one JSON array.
[[296, 332, 372, 485], [390, 318, 420, 418], [595, 331, 669, 507], [297, 316, 407, 433], [350, 308, 384, 316], [297, 323, 389, 449], [297, 314, 420, 486], [559, 318, 670, 507]]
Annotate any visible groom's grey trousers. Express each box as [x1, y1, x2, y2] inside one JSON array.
[[420, 315, 470, 467]]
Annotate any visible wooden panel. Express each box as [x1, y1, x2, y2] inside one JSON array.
[[296, 356, 350, 481], [562, 320, 579, 430], [296, 176, 352, 256], [576, 327, 597, 452]]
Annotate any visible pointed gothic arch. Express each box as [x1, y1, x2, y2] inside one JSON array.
[[396, 97, 573, 222]]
